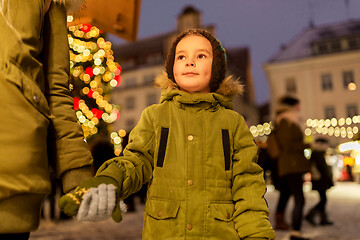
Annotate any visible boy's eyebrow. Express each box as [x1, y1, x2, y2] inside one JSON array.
[[197, 49, 212, 55], [175, 50, 186, 55], [175, 49, 212, 55]]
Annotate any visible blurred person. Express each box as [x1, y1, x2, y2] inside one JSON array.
[[0, 0, 93, 239], [90, 137, 116, 173], [273, 96, 310, 240], [267, 126, 289, 231], [256, 140, 272, 183], [59, 29, 275, 239], [305, 137, 334, 226]]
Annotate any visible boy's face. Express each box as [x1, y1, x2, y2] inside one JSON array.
[[173, 35, 213, 93]]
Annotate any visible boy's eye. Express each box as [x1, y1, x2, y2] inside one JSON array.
[[177, 55, 185, 60], [198, 54, 206, 59]]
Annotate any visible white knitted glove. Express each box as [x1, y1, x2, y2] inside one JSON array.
[[77, 183, 117, 221]]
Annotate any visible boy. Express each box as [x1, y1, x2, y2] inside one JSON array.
[[60, 29, 275, 239]]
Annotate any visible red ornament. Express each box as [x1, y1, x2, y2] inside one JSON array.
[[81, 23, 92, 33], [91, 108, 103, 119], [73, 97, 80, 110], [87, 89, 94, 98], [114, 75, 122, 86], [116, 65, 122, 75], [85, 67, 94, 77]]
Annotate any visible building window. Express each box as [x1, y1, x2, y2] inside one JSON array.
[[146, 93, 158, 106], [285, 78, 297, 94], [124, 77, 137, 88], [348, 36, 360, 50], [143, 74, 155, 85], [330, 40, 341, 52], [121, 59, 135, 69], [343, 71, 355, 89], [146, 53, 163, 65], [318, 43, 329, 54], [324, 106, 336, 119], [321, 73, 333, 91], [125, 96, 135, 110], [126, 119, 135, 130], [347, 104, 358, 117]]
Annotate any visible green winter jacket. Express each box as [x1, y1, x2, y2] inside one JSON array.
[[96, 76, 275, 239], [0, 0, 93, 233]]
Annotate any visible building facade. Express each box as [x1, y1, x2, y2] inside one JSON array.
[[110, 6, 258, 133], [264, 19, 360, 143]]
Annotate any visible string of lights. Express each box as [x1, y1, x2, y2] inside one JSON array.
[[249, 116, 360, 140]]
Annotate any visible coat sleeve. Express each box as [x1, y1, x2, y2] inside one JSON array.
[[96, 107, 155, 199], [231, 115, 275, 239], [42, 3, 93, 192]]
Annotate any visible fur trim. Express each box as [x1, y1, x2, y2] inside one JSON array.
[[217, 76, 244, 96], [52, 0, 84, 13], [154, 72, 179, 90], [154, 72, 243, 96]]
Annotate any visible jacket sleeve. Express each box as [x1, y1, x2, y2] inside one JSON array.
[[96, 107, 155, 199], [231, 115, 275, 239], [42, 3, 93, 192]]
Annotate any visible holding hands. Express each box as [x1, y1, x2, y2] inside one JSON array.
[[59, 176, 123, 222]]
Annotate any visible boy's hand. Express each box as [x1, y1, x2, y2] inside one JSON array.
[[59, 176, 122, 222]]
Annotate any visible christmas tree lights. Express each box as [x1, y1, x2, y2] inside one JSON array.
[[67, 22, 122, 152]]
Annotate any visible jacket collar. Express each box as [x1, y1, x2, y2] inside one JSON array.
[[160, 90, 233, 110], [155, 72, 244, 110], [275, 105, 304, 128], [154, 72, 244, 96]]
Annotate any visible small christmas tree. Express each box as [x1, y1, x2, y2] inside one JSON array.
[[68, 23, 122, 153]]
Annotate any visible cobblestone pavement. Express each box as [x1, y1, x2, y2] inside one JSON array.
[[29, 182, 360, 240]]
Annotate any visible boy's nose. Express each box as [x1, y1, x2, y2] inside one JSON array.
[[186, 60, 195, 67]]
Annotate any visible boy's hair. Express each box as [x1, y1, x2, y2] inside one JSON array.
[[165, 29, 227, 92]]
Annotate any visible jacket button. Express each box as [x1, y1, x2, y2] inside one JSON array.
[[187, 224, 193, 230], [187, 179, 194, 186], [157, 211, 163, 217], [33, 95, 39, 103], [226, 213, 231, 219], [187, 135, 194, 141]]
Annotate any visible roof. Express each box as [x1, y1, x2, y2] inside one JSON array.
[[181, 5, 200, 15], [268, 18, 360, 63], [112, 32, 172, 59]]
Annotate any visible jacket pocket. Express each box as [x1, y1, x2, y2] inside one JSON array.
[[143, 198, 181, 239], [210, 202, 235, 222], [145, 198, 180, 220], [5, 61, 53, 119]]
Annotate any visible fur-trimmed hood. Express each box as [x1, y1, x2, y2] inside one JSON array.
[[154, 72, 244, 96], [52, 0, 84, 13], [154, 72, 244, 110]]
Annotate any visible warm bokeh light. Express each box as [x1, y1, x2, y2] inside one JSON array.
[[252, 115, 360, 141], [68, 22, 123, 154]]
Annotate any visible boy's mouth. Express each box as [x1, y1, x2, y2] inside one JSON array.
[[183, 72, 198, 76]]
